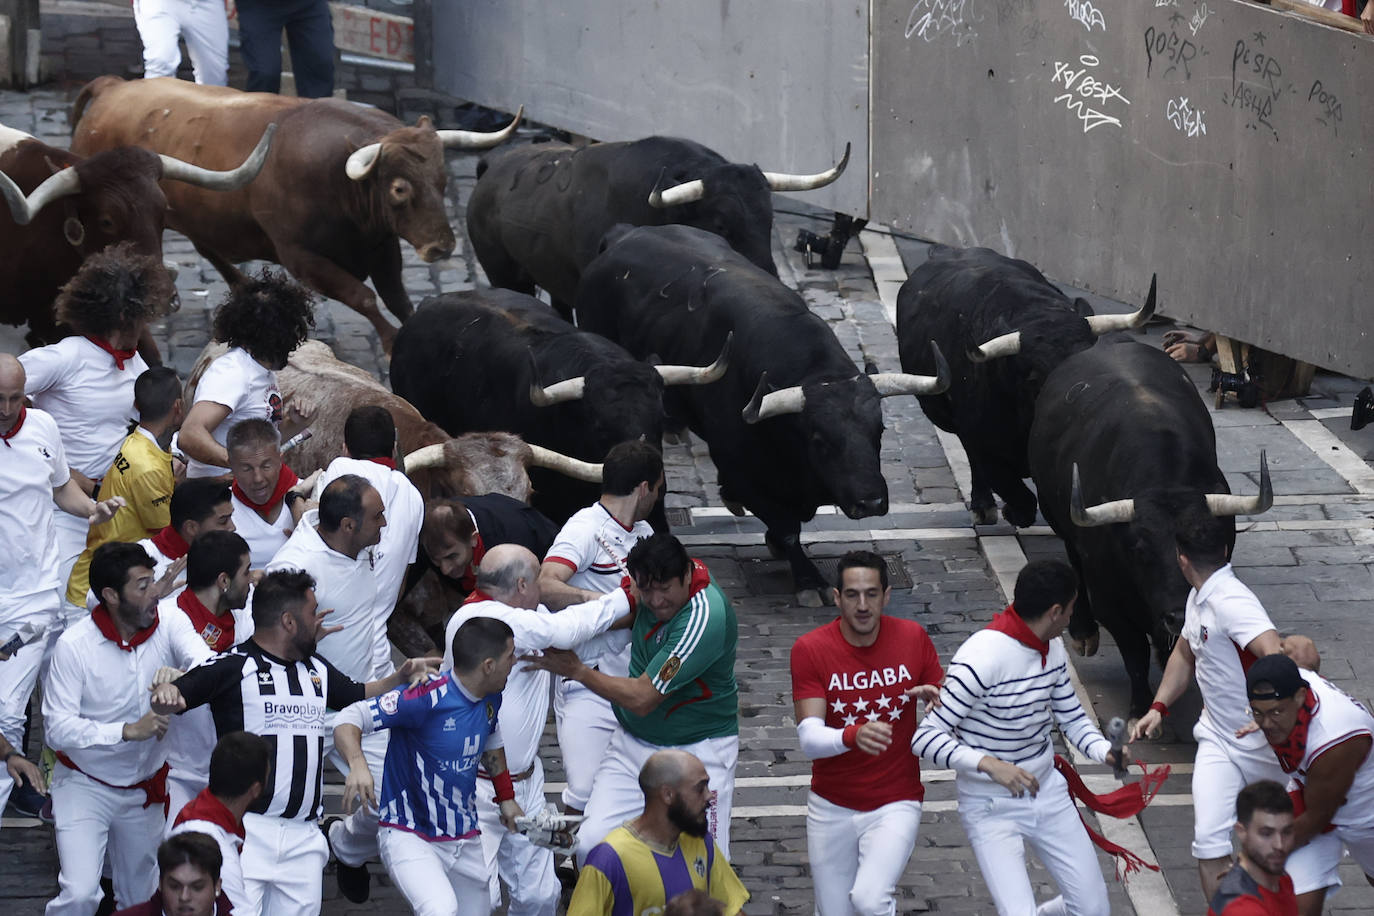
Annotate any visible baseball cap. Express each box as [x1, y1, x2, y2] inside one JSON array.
[[1246, 654, 1305, 701]]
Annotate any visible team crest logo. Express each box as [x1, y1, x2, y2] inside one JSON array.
[[257, 671, 274, 685], [379, 691, 399, 715], [200, 624, 223, 648], [310, 671, 323, 690], [267, 392, 284, 423], [693, 856, 706, 878], [486, 702, 496, 722], [1200, 625, 1209, 644], [658, 656, 682, 683]]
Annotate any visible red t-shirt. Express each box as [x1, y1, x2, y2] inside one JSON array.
[[790, 616, 943, 810], [1207, 872, 1298, 916]]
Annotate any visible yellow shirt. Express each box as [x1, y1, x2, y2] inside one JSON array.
[[66, 428, 174, 604], [568, 824, 748, 916]]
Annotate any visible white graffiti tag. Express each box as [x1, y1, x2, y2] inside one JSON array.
[[1189, 2, 1211, 36], [1166, 97, 1207, 137], [1051, 55, 1131, 132], [1155, 0, 1178, 6], [1065, 0, 1106, 32], [906, 0, 979, 46]]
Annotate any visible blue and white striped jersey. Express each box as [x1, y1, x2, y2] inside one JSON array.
[[351, 672, 504, 840]]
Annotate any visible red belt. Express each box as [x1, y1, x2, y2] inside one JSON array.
[[478, 762, 535, 783], [57, 752, 170, 817]]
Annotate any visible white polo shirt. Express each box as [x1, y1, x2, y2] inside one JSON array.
[[443, 590, 629, 772], [20, 336, 147, 479], [43, 608, 213, 785], [318, 456, 424, 679], [0, 408, 69, 605], [1182, 564, 1277, 750], [186, 347, 282, 479], [266, 509, 380, 684], [231, 491, 295, 571]]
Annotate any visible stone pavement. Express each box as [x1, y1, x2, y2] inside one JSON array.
[[4, 83, 1374, 915]]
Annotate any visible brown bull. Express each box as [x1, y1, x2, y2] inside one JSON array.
[[70, 77, 520, 350], [0, 122, 272, 362]]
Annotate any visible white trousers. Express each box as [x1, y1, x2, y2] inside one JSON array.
[[806, 793, 922, 916], [240, 812, 329, 916], [379, 826, 490, 916], [475, 760, 558, 916], [45, 766, 164, 915], [326, 730, 389, 866], [0, 589, 60, 818], [1191, 721, 1288, 859], [958, 772, 1110, 916], [132, 0, 229, 85], [577, 727, 738, 863], [553, 679, 620, 810]]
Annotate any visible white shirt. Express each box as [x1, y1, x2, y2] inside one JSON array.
[[43, 609, 213, 785], [0, 408, 70, 603], [318, 456, 423, 678], [186, 347, 282, 479], [442, 590, 629, 772], [84, 535, 179, 612], [20, 336, 147, 478], [1182, 564, 1277, 750], [169, 815, 246, 912], [1289, 670, 1374, 831], [231, 491, 295, 571], [267, 509, 381, 683], [544, 503, 652, 676]]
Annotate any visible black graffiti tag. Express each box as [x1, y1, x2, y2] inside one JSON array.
[[1144, 25, 1197, 80]]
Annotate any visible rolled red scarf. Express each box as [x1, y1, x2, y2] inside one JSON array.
[[85, 336, 138, 370], [1053, 754, 1171, 880], [365, 457, 397, 470], [0, 406, 24, 447], [150, 524, 190, 560], [231, 464, 300, 519]]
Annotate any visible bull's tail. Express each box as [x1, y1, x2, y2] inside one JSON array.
[[70, 76, 125, 136]]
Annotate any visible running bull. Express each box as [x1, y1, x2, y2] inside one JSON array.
[[896, 245, 1154, 526], [466, 135, 849, 316], [0, 121, 273, 363], [69, 76, 521, 349], [1028, 342, 1272, 716], [576, 224, 949, 606], [390, 288, 729, 526]]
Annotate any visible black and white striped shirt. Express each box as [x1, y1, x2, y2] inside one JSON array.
[[911, 629, 1109, 796], [174, 641, 365, 821]]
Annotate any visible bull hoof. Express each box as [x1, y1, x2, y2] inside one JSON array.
[[1069, 631, 1100, 656], [663, 428, 691, 446], [1128, 716, 1163, 741], [723, 500, 748, 518], [971, 506, 999, 526], [1002, 501, 1037, 528], [796, 588, 829, 608]]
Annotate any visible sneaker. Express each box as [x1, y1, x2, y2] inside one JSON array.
[[5, 782, 49, 821], [326, 817, 371, 903]]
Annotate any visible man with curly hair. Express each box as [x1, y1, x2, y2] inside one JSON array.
[[182, 269, 316, 479], [19, 243, 176, 620]]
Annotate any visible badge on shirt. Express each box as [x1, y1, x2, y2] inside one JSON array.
[[659, 656, 682, 683], [200, 624, 222, 648], [486, 702, 496, 722], [379, 691, 399, 715], [694, 856, 706, 878], [1200, 625, 1209, 644]]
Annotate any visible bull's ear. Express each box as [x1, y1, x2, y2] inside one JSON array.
[[1072, 297, 1095, 319], [415, 115, 434, 130]]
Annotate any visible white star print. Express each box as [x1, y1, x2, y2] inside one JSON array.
[[865, 711, 881, 722], [897, 693, 911, 705], [842, 714, 857, 726], [853, 698, 869, 713], [831, 698, 846, 715], [887, 708, 903, 722], [875, 695, 891, 709]]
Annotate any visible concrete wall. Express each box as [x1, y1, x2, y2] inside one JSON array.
[[871, 0, 1372, 378], [430, 0, 868, 217]]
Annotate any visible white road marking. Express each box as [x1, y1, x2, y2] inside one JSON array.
[[1278, 418, 1374, 495], [1307, 407, 1351, 420]]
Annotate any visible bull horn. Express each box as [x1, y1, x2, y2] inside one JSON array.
[[968, 329, 1021, 363], [0, 165, 82, 225], [160, 123, 276, 190], [528, 349, 586, 406], [1206, 451, 1273, 517], [403, 443, 446, 472], [1070, 464, 1137, 527], [763, 142, 851, 192], [436, 106, 523, 149], [741, 372, 806, 424], [345, 142, 383, 180], [1085, 274, 1157, 335], [527, 444, 603, 482], [656, 332, 732, 386], [648, 168, 705, 209], [870, 341, 950, 397]]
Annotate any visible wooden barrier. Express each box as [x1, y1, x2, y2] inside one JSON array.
[[1262, 0, 1368, 34]]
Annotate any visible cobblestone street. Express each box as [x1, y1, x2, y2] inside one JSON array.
[[4, 82, 1374, 916]]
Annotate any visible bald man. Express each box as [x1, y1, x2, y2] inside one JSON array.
[[569, 750, 748, 916], [0, 354, 125, 821], [441, 544, 636, 916]]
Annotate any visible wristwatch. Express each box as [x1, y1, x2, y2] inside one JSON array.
[[284, 491, 304, 507]]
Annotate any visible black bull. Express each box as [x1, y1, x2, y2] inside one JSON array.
[[389, 288, 728, 527], [575, 224, 948, 605], [1029, 342, 1271, 716]]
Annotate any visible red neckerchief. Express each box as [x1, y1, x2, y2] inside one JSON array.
[[366, 457, 397, 470], [457, 532, 487, 594], [1273, 691, 1320, 773], [177, 589, 236, 653], [231, 463, 300, 519], [463, 588, 494, 606], [150, 525, 190, 560], [0, 406, 24, 447], [174, 787, 246, 841], [643, 560, 712, 642], [91, 603, 159, 651], [987, 604, 1049, 667], [85, 335, 137, 370]]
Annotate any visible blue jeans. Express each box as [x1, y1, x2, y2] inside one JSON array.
[[236, 0, 334, 98]]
